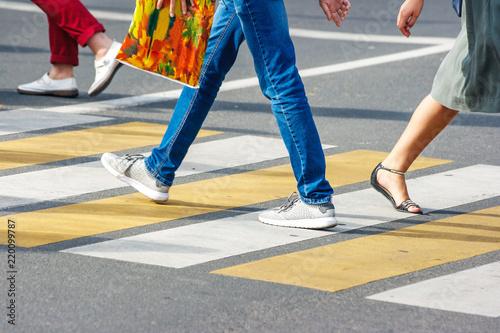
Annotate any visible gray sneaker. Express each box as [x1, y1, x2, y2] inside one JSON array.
[[101, 153, 169, 202], [258, 192, 337, 229]]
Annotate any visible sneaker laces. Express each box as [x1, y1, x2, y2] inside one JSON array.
[[122, 154, 166, 190], [124, 154, 145, 161], [278, 192, 300, 213], [122, 154, 145, 172]]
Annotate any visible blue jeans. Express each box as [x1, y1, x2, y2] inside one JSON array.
[[145, 0, 333, 204]]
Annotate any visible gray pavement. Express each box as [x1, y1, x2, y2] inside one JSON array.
[[1, 0, 499, 332]]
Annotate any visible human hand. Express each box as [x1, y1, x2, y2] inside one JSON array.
[[397, 0, 424, 37], [319, 0, 351, 27], [156, 0, 187, 17]]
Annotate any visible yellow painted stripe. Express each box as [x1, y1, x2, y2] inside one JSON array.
[[212, 206, 500, 293], [0, 150, 450, 247], [0, 122, 221, 171]]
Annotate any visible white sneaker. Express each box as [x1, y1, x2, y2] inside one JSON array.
[[88, 41, 123, 97], [17, 73, 78, 97], [258, 192, 337, 229], [101, 153, 170, 202]]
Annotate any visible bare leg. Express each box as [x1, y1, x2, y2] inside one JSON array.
[[377, 94, 458, 213], [86, 32, 114, 61], [48, 63, 74, 80], [47, 32, 113, 80]]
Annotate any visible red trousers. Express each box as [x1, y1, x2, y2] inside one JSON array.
[[31, 0, 105, 66]]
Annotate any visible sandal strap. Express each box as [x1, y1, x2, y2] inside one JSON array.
[[379, 163, 405, 176], [397, 199, 420, 211]]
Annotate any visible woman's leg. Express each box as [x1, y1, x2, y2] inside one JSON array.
[[377, 94, 458, 212], [31, 0, 109, 65], [46, 13, 79, 68], [47, 63, 75, 80], [86, 32, 114, 61]]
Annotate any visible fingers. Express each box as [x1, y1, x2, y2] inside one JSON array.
[[180, 0, 187, 16], [397, 13, 417, 37], [340, 0, 351, 15], [402, 14, 419, 37], [168, 0, 187, 17], [331, 13, 342, 27], [336, 7, 344, 20], [320, 0, 350, 27], [396, 8, 411, 37], [406, 14, 418, 30], [343, 0, 351, 11], [169, 0, 176, 17], [336, 0, 351, 25], [320, 2, 333, 21], [397, 0, 424, 37]]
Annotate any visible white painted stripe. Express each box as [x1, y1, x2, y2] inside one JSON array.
[[44, 89, 184, 114], [0, 160, 122, 209], [0, 1, 133, 21], [62, 213, 328, 268], [289, 28, 456, 45], [0, 1, 455, 45], [0, 109, 111, 136], [177, 134, 336, 177], [0, 135, 325, 209], [62, 165, 500, 268], [0, 1, 43, 14], [298, 43, 454, 80], [41, 43, 453, 114], [367, 262, 500, 317]]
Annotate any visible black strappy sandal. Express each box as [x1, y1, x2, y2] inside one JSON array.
[[370, 163, 423, 214]]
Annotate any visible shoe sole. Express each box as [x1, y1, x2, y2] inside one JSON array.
[[88, 62, 123, 97], [17, 88, 78, 98], [258, 216, 338, 229], [100, 155, 169, 203]]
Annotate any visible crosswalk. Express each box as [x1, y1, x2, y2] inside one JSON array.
[[367, 261, 500, 317], [0, 148, 445, 247], [212, 205, 500, 291], [63, 166, 500, 269], [0, 134, 307, 210], [0, 108, 111, 135], [1, 110, 499, 318]]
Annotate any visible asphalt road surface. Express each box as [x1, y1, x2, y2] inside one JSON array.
[[0, 0, 499, 332]]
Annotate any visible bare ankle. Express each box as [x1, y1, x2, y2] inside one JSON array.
[[94, 46, 111, 61], [377, 167, 410, 205], [48, 65, 74, 80], [87, 32, 113, 61]]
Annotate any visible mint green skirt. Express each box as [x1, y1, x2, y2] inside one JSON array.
[[430, 0, 500, 113]]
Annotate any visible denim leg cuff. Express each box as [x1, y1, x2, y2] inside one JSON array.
[[144, 158, 173, 187]]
